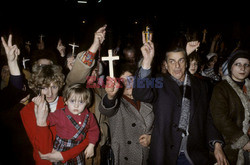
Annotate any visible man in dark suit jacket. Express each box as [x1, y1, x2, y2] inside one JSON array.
[[132, 34, 229, 165]]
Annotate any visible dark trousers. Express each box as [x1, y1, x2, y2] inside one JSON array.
[[177, 152, 191, 165], [243, 150, 250, 165]]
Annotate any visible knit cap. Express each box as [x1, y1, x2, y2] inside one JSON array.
[[227, 50, 250, 75], [206, 53, 217, 61]]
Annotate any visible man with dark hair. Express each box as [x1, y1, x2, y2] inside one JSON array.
[[132, 34, 229, 165]]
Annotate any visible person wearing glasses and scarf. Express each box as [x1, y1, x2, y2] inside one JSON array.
[[210, 50, 250, 165]]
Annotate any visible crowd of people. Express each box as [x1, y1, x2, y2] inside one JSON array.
[[0, 22, 249, 165]]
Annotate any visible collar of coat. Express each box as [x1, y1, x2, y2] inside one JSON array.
[[222, 75, 250, 134]]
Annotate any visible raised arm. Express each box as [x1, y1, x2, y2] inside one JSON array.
[[66, 25, 107, 86], [140, 31, 154, 70], [57, 39, 66, 58], [132, 31, 155, 103], [1, 34, 21, 76], [1, 34, 29, 109], [186, 40, 200, 56], [99, 76, 120, 117], [209, 34, 220, 53], [56, 39, 67, 68]]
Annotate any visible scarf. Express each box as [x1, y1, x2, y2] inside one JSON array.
[[171, 73, 191, 135]]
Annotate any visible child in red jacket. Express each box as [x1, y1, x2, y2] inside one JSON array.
[[33, 83, 99, 165]]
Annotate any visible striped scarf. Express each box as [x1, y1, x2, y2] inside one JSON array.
[[171, 73, 191, 135]]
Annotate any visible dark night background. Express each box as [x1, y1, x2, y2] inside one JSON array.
[[0, 1, 249, 164], [0, 0, 249, 59]]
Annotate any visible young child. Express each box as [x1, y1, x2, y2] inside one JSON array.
[[33, 83, 100, 165]]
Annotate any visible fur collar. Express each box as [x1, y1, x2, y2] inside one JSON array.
[[222, 76, 250, 134]]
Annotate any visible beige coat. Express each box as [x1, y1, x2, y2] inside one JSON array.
[[65, 52, 109, 164]]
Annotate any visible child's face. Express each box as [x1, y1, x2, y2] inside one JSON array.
[[66, 94, 87, 115], [189, 59, 198, 75]]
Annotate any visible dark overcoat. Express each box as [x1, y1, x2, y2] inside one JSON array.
[[210, 76, 250, 164], [132, 72, 224, 165]]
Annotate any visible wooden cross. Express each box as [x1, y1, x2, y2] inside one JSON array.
[[39, 34, 45, 42], [101, 49, 119, 77], [22, 57, 30, 69], [69, 42, 79, 56]]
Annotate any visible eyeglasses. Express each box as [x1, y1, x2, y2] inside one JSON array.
[[234, 63, 250, 69]]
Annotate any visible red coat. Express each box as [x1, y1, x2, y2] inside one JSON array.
[[20, 96, 89, 165], [48, 106, 99, 144]]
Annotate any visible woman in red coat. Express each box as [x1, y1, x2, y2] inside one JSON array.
[[20, 64, 90, 165]]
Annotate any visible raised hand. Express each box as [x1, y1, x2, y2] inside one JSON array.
[[1, 34, 21, 75], [1, 34, 20, 63], [94, 24, 106, 45], [210, 33, 221, 53], [57, 39, 66, 57], [37, 35, 45, 50], [186, 41, 200, 55], [89, 24, 107, 53], [202, 29, 207, 43], [141, 31, 154, 69], [213, 34, 221, 42], [66, 55, 75, 71], [105, 76, 120, 100], [32, 95, 49, 126]]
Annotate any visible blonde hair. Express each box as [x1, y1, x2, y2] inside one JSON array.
[[28, 64, 65, 94], [63, 83, 92, 107]]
